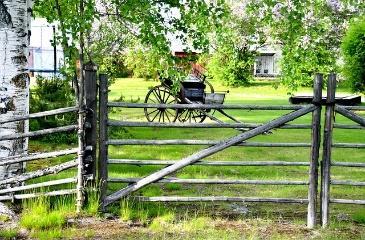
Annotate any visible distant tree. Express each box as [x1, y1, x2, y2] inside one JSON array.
[[247, 0, 365, 92], [124, 43, 168, 81], [341, 17, 365, 92], [0, 0, 32, 180], [205, 1, 266, 86]]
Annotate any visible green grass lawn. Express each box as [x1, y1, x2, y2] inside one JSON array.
[[22, 77, 365, 239]]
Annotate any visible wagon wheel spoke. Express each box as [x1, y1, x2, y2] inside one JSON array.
[[164, 110, 171, 122], [162, 90, 166, 103], [146, 109, 159, 117], [166, 109, 176, 118], [151, 110, 160, 122], [188, 110, 193, 123], [152, 89, 163, 102]]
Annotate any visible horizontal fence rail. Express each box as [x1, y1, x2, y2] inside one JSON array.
[[0, 189, 77, 201], [108, 102, 306, 110], [332, 143, 365, 148], [108, 120, 312, 129], [0, 160, 77, 187], [331, 162, 365, 167], [331, 180, 365, 186], [339, 106, 365, 111], [0, 148, 78, 166], [0, 125, 78, 141], [133, 196, 309, 204], [0, 178, 77, 195], [107, 139, 311, 148], [108, 159, 310, 166], [108, 177, 309, 185], [333, 124, 365, 129], [330, 199, 365, 205], [0, 106, 78, 124]]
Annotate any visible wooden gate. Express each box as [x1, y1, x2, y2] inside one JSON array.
[[98, 74, 324, 228]]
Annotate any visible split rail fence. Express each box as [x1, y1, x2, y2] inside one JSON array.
[[0, 63, 98, 212], [1, 70, 364, 229]]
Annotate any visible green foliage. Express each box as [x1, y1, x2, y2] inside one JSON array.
[[34, 0, 96, 76], [207, 46, 254, 86], [30, 76, 77, 144], [247, 0, 365, 92], [204, 3, 262, 87], [341, 17, 365, 92], [33, 0, 226, 84], [97, 55, 131, 79], [124, 43, 167, 80]]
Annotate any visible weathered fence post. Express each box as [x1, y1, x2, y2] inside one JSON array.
[[307, 74, 323, 228], [84, 62, 98, 181], [321, 73, 336, 227], [98, 74, 109, 210]]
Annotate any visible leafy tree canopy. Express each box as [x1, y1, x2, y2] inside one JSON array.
[[33, 0, 227, 80], [246, 0, 365, 92]]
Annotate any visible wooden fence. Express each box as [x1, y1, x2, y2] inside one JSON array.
[[0, 62, 97, 213], [1, 69, 364, 229]]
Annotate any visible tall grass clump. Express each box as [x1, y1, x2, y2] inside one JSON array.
[[0, 228, 18, 239], [84, 186, 100, 216], [119, 199, 169, 224], [20, 195, 74, 231]]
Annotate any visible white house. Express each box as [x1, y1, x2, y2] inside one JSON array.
[[254, 44, 282, 77], [29, 18, 64, 76]]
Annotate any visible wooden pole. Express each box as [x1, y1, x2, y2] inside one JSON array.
[[103, 104, 316, 207], [307, 74, 323, 228], [320, 73, 336, 227], [98, 74, 109, 211], [83, 62, 98, 180]]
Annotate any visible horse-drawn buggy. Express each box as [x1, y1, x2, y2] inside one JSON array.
[[144, 74, 227, 123]]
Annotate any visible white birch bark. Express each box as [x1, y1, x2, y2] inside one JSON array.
[[0, 0, 32, 181]]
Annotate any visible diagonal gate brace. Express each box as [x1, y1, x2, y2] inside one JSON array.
[[335, 105, 365, 127], [103, 104, 317, 207]]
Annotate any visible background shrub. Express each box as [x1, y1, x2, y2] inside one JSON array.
[[341, 17, 365, 92], [30, 76, 77, 144]]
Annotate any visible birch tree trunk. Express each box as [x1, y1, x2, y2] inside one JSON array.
[[0, 0, 32, 182]]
